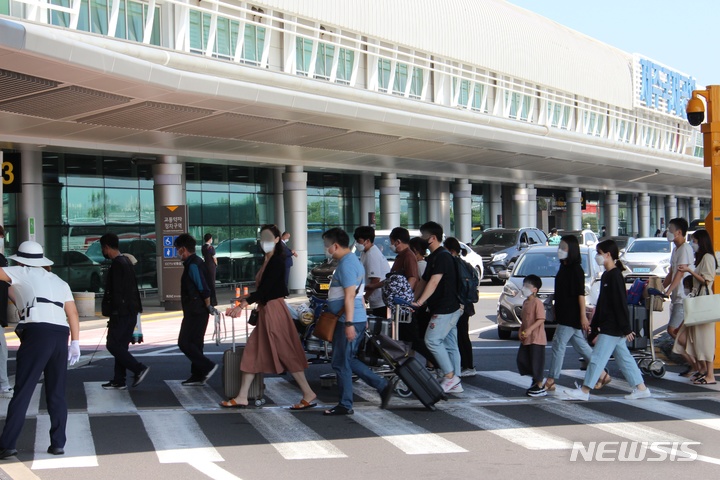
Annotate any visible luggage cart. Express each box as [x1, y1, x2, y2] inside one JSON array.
[[629, 291, 666, 378]]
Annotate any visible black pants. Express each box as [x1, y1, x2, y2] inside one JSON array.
[[399, 309, 437, 367], [517, 344, 546, 385], [369, 306, 387, 318], [0, 323, 69, 450], [107, 314, 144, 384], [457, 310, 474, 370], [178, 313, 215, 378]]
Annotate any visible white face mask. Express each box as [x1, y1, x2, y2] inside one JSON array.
[[667, 231, 675, 242], [691, 242, 699, 253], [521, 286, 533, 297], [595, 254, 605, 266], [261, 241, 275, 253], [355, 242, 365, 252], [557, 249, 568, 260], [389, 243, 397, 253], [324, 247, 333, 260]]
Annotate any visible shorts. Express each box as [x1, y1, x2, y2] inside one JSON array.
[[668, 302, 684, 329]]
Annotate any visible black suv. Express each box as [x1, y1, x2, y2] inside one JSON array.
[[471, 228, 548, 284]]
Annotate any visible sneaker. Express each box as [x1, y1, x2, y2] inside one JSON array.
[[181, 376, 205, 386], [561, 384, 589, 401], [101, 381, 127, 390], [527, 385, 547, 397], [203, 364, 219, 384], [132, 366, 150, 388], [0, 388, 13, 399], [460, 368, 477, 377], [448, 382, 464, 394], [625, 388, 651, 400], [440, 376, 461, 393]]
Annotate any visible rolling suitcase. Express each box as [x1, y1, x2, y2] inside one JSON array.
[[395, 356, 446, 411], [223, 309, 265, 405], [626, 304, 649, 350]]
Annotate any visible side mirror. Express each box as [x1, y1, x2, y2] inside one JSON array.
[[498, 270, 511, 280], [519, 242, 529, 249]]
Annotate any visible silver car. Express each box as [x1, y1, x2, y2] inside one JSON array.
[[619, 237, 671, 284], [496, 245, 603, 340]]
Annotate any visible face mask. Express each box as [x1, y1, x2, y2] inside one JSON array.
[[177, 250, 184, 260], [557, 249, 568, 260], [691, 242, 699, 253], [325, 247, 333, 260], [389, 244, 397, 253], [595, 254, 605, 266], [521, 286, 533, 297], [261, 241, 275, 253], [667, 231, 675, 242], [355, 242, 365, 252]]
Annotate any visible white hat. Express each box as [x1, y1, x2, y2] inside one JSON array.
[[9, 241, 54, 267]]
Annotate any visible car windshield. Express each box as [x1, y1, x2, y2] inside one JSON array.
[[215, 239, 259, 255], [472, 231, 517, 247], [355, 235, 397, 261], [513, 251, 590, 279], [626, 241, 671, 254]]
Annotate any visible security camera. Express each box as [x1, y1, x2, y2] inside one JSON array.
[[686, 97, 705, 127]]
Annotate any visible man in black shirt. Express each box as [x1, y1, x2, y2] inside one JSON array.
[[411, 221, 463, 394]]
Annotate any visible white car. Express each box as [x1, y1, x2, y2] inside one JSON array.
[[620, 237, 672, 284], [458, 241, 484, 282]]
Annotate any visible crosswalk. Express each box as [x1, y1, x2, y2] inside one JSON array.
[[0, 368, 719, 477]]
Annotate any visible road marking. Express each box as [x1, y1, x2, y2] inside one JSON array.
[[560, 369, 673, 395], [611, 397, 720, 432], [0, 460, 42, 479], [32, 413, 97, 469], [84, 382, 136, 414], [657, 372, 720, 392], [166, 380, 224, 411], [139, 410, 224, 463]]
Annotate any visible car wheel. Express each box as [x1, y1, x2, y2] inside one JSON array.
[[497, 327, 512, 340], [475, 265, 484, 282], [89, 273, 102, 293], [491, 278, 504, 285]]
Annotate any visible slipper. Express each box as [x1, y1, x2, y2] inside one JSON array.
[[594, 374, 612, 390], [290, 398, 317, 410], [692, 371, 707, 379], [693, 377, 717, 385], [679, 366, 693, 377], [220, 399, 249, 408], [323, 405, 354, 416]]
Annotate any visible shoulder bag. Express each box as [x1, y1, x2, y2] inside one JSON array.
[[313, 284, 361, 342], [683, 284, 720, 326]]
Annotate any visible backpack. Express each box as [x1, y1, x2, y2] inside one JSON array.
[[626, 278, 647, 306], [382, 272, 414, 313], [453, 256, 479, 305]]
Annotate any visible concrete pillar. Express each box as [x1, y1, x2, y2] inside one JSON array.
[[273, 168, 285, 232], [567, 188, 582, 230], [604, 190, 619, 236], [153, 157, 183, 309], [359, 173, 375, 227], [638, 193, 650, 238], [488, 183, 502, 228], [527, 184, 537, 228], [513, 184, 528, 228], [283, 166, 308, 294], [630, 195, 639, 237], [655, 196, 665, 232], [426, 179, 451, 234], [690, 197, 700, 222], [452, 178, 472, 243], [19, 148, 44, 245], [379, 173, 401, 230], [665, 195, 677, 223]]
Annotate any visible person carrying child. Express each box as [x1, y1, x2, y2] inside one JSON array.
[[516, 274, 547, 397]]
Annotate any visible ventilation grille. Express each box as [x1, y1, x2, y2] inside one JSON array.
[[0, 69, 59, 102], [240, 122, 347, 145], [162, 112, 287, 138], [78, 102, 214, 130]]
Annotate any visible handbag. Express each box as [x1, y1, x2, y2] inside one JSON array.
[[313, 283, 361, 342], [248, 309, 259, 326], [683, 284, 720, 326]]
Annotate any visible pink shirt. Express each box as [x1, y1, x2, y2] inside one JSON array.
[[520, 296, 547, 346]]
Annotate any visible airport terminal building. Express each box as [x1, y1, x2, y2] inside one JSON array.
[[0, 0, 709, 294]]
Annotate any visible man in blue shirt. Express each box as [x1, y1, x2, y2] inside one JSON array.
[[323, 227, 392, 415]]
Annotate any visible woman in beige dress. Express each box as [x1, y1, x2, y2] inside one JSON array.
[[221, 224, 317, 409], [677, 229, 717, 385]]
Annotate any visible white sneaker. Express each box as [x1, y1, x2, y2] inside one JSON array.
[[625, 388, 651, 400], [440, 376, 461, 393], [561, 383, 589, 401], [0, 388, 12, 399], [460, 368, 477, 377], [448, 382, 464, 393]]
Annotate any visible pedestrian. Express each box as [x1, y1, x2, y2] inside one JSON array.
[[516, 274, 547, 397], [411, 221, 463, 393], [322, 227, 393, 415], [174, 233, 218, 386], [201, 233, 218, 307], [354, 226, 390, 318], [547, 228, 561, 245], [600, 226, 607, 238], [221, 225, 317, 409], [675, 229, 717, 385], [562, 239, 651, 401], [663, 218, 693, 338], [544, 235, 610, 392], [281, 231, 297, 288], [443, 237, 476, 377], [408, 236, 436, 371], [0, 241, 81, 458], [408, 236, 428, 289], [99, 233, 149, 390], [0, 226, 12, 398]]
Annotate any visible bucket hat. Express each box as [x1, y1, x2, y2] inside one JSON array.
[[9, 241, 54, 267]]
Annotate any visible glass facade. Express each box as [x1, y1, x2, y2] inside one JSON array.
[[188, 12, 264, 63], [64, 0, 160, 45]]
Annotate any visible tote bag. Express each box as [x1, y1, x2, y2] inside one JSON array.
[[683, 285, 720, 326]]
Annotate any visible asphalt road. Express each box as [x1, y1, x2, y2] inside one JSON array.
[[0, 283, 718, 480]]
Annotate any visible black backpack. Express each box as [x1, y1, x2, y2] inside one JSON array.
[[453, 256, 479, 305]]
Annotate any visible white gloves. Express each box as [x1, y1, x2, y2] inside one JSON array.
[[68, 340, 81, 365]]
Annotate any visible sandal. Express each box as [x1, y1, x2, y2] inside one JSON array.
[[323, 405, 354, 416], [594, 373, 612, 390], [679, 366, 693, 377], [543, 380, 556, 392], [693, 377, 717, 385], [692, 371, 707, 379], [290, 398, 318, 410], [219, 398, 249, 408]]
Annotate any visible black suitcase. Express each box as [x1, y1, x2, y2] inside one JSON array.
[[626, 304, 649, 350], [395, 356, 446, 411]]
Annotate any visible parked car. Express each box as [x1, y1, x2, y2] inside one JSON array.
[[53, 251, 103, 292], [600, 235, 635, 252], [496, 245, 603, 340], [214, 238, 264, 283], [619, 237, 671, 283], [564, 229, 599, 247], [471, 227, 548, 284], [86, 238, 158, 288], [458, 241, 484, 282]]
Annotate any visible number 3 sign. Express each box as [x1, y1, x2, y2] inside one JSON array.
[[1, 153, 21, 194]]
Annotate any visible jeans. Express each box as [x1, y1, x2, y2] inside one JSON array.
[[331, 322, 388, 410], [547, 324, 594, 380], [424, 308, 462, 376], [583, 333, 643, 389]]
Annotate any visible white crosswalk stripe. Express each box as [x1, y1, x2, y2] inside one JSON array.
[[32, 414, 97, 470]]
